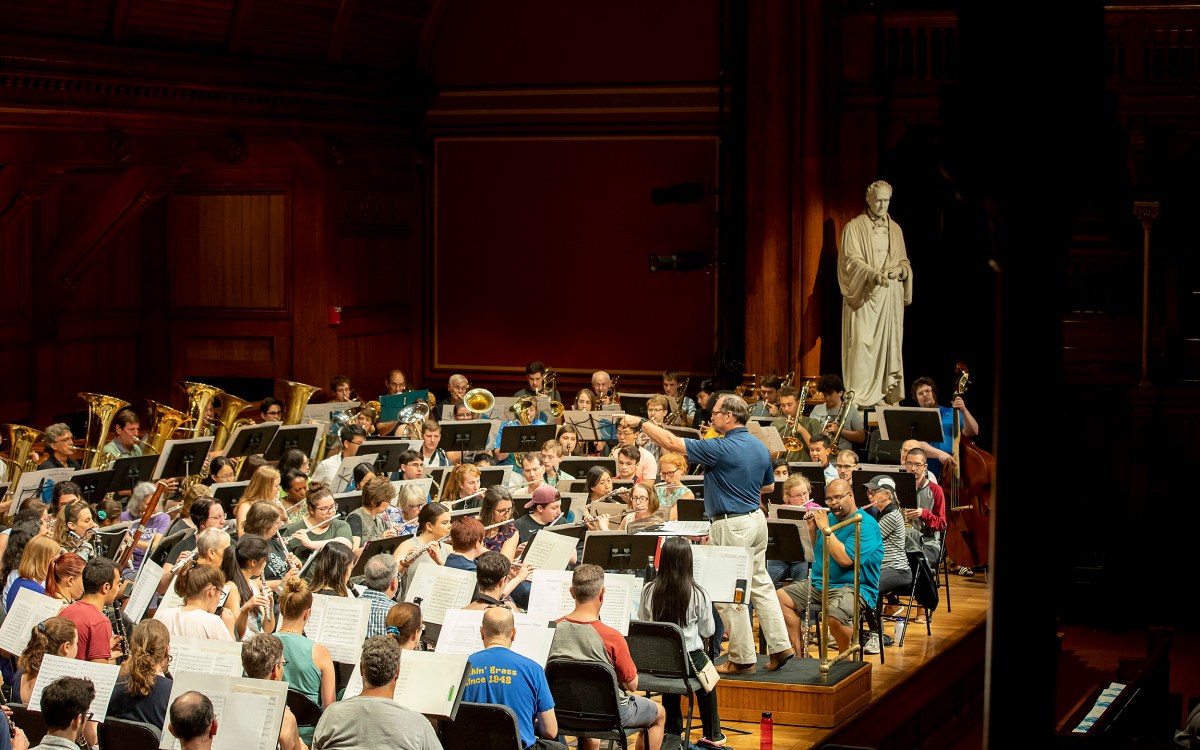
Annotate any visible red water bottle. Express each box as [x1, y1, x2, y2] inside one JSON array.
[[760, 710, 773, 749]]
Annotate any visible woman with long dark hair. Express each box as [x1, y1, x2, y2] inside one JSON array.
[[478, 486, 518, 559], [639, 537, 724, 745], [393, 502, 451, 597], [219, 535, 275, 639], [308, 542, 354, 598]]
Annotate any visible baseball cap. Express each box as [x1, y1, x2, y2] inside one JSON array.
[[523, 484, 559, 509], [863, 475, 897, 492]]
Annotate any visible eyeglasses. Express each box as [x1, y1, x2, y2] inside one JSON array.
[[208, 511, 226, 520], [904, 461, 927, 468], [834, 463, 857, 470], [827, 491, 853, 502], [314, 504, 336, 513], [279, 658, 289, 668]]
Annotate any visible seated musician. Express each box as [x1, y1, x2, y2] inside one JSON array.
[[834, 449, 860, 483], [157, 498, 228, 594], [444, 517, 487, 572], [259, 397, 283, 422], [807, 434, 838, 484], [590, 371, 615, 406], [514, 360, 561, 401], [655, 452, 694, 515], [310, 425, 366, 486], [464, 551, 530, 611], [772, 385, 821, 462], [521, 453, 547, 494], [447, 373, 469, 406], [863, 476, 911, 654], [38, 422, 81, 504], [584, 466, 615, 504], [329, 375, 352, 404], [384, 368, 408, 395], [54, 500, 98, 560], [441, 463, 482, 507], [613, 446, 639, 483], [419, 420, 450, 468], [749, 374, 784, 418], [284, 483, 354, 563], [768, 474, 816, 585], [693, 378, 717, 429], [903, 447, 951, 576], [609, 423, 657, 482], [777, 478, 882, 654], [396, 449, 425, 482], [103, 409, 144, 459], [573, 388, 598, 412], [772, 458, 790, 482], [512, 486, 573, 555], [493, 400, 546, 468], [240, 633, 307, 750], [595, 481, 661, 534], [50, 480, 83, 511], [911, 376, 980, 475], [646, 395, 670, 426], [538, 440, 574, 488], [557, 424, 582, 457], [119, 481, 171, 573], [662, 370, 697, 425], [810, 374, 866, 452]]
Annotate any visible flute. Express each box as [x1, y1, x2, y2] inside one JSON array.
[[400, 517, 511, 565]]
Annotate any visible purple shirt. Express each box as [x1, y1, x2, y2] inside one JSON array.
[[120, 511, 171, 571]]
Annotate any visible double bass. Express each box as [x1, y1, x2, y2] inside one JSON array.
[[939, 362, 995, 572]]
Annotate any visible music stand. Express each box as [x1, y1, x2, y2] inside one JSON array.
[[559, 457, 617, 480], [544, 523, 586, 542], [499, 425, 556, 458], [664, 425, 701, 441], [618, 395, 654, 418], [786, 463, 828, 504], [478, 466, 512, 489], [581, 532, 660, 573], [264, 425, 322, 461], [681, 475, 705, 499], [96, 525, 132, 559], [851, 467, 918, 510], [71, 467, 116, 505], [153, 437, 214, 481], [150, 528, 192, 566], [211, 481, 249, 516], [11, 468, 69, 512], [867, 431, 904, 464], [351, 534, 411, 575], [111, 454, 161, 498], [333, 453, 379, 494], [334, 491, 363, 515], [766, 520, 811, 563], [225, 423, 280, 461], [562, 410, 617, 443], [675, 499, 706, 522], [436, 421, 491, 456], [879, 406, 945, 444], [361, 440, 417, 476], [749, 416, 776, 429], [761, 483, 783, 504]]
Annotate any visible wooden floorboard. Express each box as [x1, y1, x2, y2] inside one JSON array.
[[685, 573, 991, 750]]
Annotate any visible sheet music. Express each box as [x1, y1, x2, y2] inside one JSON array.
[[435, 609, 555, 666], [637, 520, 712, 536], [403, 564, 476, 624], [305, 595, 371, 663], [521, 527, 577, 571], [391, 478, 433, 501], [0, 588, 64, 656], [526, 570, 637, 635], [125, 557, 163, 624], [691, 544, 752, 602], [159, 672, 286, 750], [11, 467, 72, 513], [747, 420, 785, 452], [343, 650, 470, 718], [30, 655, 120, 721], [168, 635, 244, 677]]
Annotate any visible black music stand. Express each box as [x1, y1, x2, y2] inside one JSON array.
[[773, 505, 810, 521], [154, 437, 214, 481], [619, 395, 653, 418], [851, 468, 918, 510], [264, 425, 321, 461], [71, 468, 115, 505], [112, 454, 161, 499], [545, 523, 586, 542], [426, 465, 452, 491], [351, 534, 411, 576], [559, 457, 617, 480], [211, 481, 249, 516], [664, 425, 701, 442], [477, 467, 511, 489], [334, 491, 364, 515], [880, 406, 944, 444], [96, 525, 132, 559], [437, 422, 491, 456], [150, 528, 191, 566], [581, 533, 660, 573], [786, 463, 828, 504], [766, 520, 810, 563], [362, 440, 418, 476], [675, 499, 706, 522], [499, 425, 556, 458], [225, 423, 280, 462], [761, 483, 783, 504], [867, 431, 904, 464]]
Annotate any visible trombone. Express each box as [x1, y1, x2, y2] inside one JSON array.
[[664, 377, 690, 426], [539, 369, 564, 419]]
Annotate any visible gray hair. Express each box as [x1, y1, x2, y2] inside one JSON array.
[[44, 423, 72, 446], [241, 633, 283, 680], [129, 482, 158, 516], [196, 528, 230, 556], [866, 180, 893, 201], [716, 394, 749, 425], [361, 635, 403, 689], [362, 554, 399, 592], [448, 374, 468, 388]]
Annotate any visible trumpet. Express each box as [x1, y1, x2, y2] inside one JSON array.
[[604, 375, 621, 406]]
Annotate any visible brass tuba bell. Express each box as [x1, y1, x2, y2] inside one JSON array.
[[279, 380, 321, 426], [1, 424, 45, 489], [144, 400, 190, 454], [179, 382, 224, 438], [213, 392, 260, 451], [464, 388, 495, 415], [78, 392, 131, 469]]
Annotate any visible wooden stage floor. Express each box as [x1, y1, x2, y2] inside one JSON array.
[[694, 573, 991, 750]]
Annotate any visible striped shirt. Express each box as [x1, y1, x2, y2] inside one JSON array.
[[878, 504, 910, 573]]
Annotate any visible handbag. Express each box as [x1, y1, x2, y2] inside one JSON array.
[[690, 650, 720, 692]]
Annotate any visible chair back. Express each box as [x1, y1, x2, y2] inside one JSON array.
[[545, 659, 625, 736], [99, 717, 161, 750], [908, 550, 940, 611], [286, 687, 324, 727], [6, 703, 46, 746], [441, 702, 523, 750], [627, 620, 691, 682]]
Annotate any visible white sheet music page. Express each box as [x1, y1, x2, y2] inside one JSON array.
[[29, 655, 120, 721], [307, 595, 371, 663], [0, 588, 63, 656], [403, 564, 476, 624]]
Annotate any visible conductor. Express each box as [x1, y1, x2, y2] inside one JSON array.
[[626, 393, 795, 674]]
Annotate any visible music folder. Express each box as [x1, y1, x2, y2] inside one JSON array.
[[878, 405, 945, 443], [379, 391, 430, 422], [437, 420, 492, 454], [264, 424, 322, 461], [498, 424, 556, 455], [71, 467, 116, 503], [851, 466, 918, 510], [224, 422, 280, 459], [110, 454, 160, 496], [153, 437, 214, 480]]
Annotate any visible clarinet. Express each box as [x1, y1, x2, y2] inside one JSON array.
[[109, 600, 129, 665], [801, 565, 814, 657]]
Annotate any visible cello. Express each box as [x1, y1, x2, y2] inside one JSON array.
[[940, 362, 995, 572]]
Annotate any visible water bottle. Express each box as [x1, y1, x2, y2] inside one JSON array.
[[760, 710, 773, 749], [895, 617, 906, 642]]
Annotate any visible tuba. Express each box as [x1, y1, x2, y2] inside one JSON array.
[[144, 400, 190, 454], [395, 401, 430, 439], [179, 382, 223, 438], [279, 380, 321, 426], [213, 393, 260, 452], [828, 390, 856, 449], [78, 392, 131, 469], [1, 424, 44, 489]]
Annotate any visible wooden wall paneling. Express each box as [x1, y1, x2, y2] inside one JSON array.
[[35, 335, 139, 427], [743, 0, 796, 378], [797, 0, 830, 377], [289, 167, 338, 389], [0, 208, 34, 423]]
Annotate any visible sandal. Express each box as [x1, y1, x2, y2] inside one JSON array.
[[955, 566, 975, 577]]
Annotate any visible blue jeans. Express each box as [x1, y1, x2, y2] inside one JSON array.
[[768, 559, 808, 586]]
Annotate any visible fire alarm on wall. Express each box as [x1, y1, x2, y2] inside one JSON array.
[[328, 306, 342, 326]]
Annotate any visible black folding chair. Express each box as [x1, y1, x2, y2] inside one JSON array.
[[99, 717, 161, 749], [546, 659, 643, 750], [286, 687, 324, 735], [627, 621, 700, 740], [440, 701, 523, 749], [7, 703, 46, 746]]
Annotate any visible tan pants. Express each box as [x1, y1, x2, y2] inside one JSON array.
[[710, 509, 792, 663]]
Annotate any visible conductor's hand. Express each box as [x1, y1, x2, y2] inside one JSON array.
[[620, 415, 641, 430]]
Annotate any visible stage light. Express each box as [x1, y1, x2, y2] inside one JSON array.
[[648, 252, 710, 273], [651, 182, 706, 206]]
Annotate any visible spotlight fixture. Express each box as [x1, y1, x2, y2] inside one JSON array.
[[651, 182, 706, 206], [648, 252, 711, 273]]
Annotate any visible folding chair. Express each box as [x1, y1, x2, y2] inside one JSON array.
[[99, 717, 161, 750], [546, 659, 644, 750], [627, 621, 701, 740], [440, 702, 523, 749]]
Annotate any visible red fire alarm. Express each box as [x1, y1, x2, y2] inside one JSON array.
[[328, 306, 342, 326]]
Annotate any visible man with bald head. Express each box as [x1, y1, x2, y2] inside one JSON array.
[[464, 608, 564, 750], [168, 691, 218, 750], [591, 371, 615, 406], [777, 478, 882, 654]]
